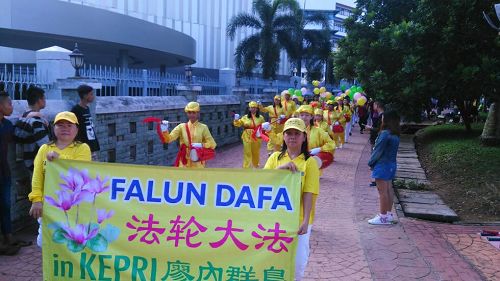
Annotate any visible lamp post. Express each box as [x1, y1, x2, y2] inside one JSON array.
[[69, 43, 84, 77], [184, 65, 193, 85]]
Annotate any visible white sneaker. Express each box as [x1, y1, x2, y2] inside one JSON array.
[[368, 214, 392, 225]]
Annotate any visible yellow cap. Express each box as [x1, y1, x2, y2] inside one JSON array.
[[274, 95, 281, 100], [314, 108, 323, 115], [54, 111, 78, 125], [249, 101, 258, 108], [335, 96, 342, 101], [283, 118, 306, 132], [326, 100, 335, 105], [184, 101, 200, 112], [297, 105, 314, 115]]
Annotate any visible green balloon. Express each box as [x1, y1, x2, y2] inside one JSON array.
[[349, 91, 355, 99], [294, 89, 302, 96], [358, 87, 363, 93], [340, 85, 346, 91], [288, 88, 295, 93]]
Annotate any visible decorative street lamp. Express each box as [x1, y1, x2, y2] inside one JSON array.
[[293, 67, 298, 77], [184, 65, 193, 84], [69, 43, 84, 77]]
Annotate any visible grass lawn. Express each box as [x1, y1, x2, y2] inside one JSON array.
[[415, 123, 500, 222]]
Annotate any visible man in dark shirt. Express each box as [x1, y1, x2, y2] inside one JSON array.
[[71, 84, 100, 160], [0, 91, 19, 254]]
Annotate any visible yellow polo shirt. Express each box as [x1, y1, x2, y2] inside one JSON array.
[[29, 142, 91, 203], [264, 152, 320, 224]]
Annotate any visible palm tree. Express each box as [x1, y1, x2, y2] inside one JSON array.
[[227, 0, 299, 79], [280, 9, 333, 82]]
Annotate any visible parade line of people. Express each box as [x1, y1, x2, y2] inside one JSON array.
[[1, 86, 401, 281]]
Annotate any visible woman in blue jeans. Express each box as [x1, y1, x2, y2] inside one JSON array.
[[367, 110, 400, 225]]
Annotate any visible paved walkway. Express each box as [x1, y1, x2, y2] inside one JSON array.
[[1, 129, 499, 281]]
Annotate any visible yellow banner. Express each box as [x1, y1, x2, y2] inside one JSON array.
[[42, 160, 301, 280]]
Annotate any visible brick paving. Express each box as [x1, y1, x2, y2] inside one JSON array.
[[1, 129, 499, 280]]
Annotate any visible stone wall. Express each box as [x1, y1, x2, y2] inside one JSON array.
[[7, 93, 276, 230]]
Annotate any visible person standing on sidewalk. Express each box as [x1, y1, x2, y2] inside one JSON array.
[[367, 110, 400, 225], [0, 91, 21, 255], [263, 118, 319, 281], [259, 95, 285, 155], [28, 111, 91, 247], [157, 101, 217, 168], [233, 101, 267, 168], [14, 86, 50, 172], [71, 85, 100, 161]]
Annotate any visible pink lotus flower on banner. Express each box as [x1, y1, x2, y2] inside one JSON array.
[[62, 224, 99, 245], [97, 209, 115, 224], [86, 175, 110, 194], [45, 189, 92, 212], [59, 168, 91, 192]]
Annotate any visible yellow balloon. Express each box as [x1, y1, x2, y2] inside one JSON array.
[[320, 87, 326, 93], [357, 96, 367, 106], [312, 80, 320, 87], [313, 88, 320, 95], [325, 92, 332, 100]]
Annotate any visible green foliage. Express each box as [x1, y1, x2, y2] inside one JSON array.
[[227, 0, 300, 79], [334, 0, 500, 125], [416, 124, 500, 218]]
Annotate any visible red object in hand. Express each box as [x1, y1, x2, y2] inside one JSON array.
[[344, 114, 351, 122], [194, 147, 216, 162], [333, 124, 344, 133]]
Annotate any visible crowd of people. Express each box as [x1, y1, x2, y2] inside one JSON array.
[[0, 85, 99, 256], [0, 86, 400, 281]]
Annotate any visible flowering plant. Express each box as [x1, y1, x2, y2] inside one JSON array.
[[47, 168, 120, 253]]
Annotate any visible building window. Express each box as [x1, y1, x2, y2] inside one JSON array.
[[130, 145, 136, 160], [130, 122, 136, 133], [148, 140, 154, 154], [108, 149, 116, 163], [108, 123, 116, 137]]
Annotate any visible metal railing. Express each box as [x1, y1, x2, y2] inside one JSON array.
[[81, 64, 225, 96], [0, 64, 53, 99]]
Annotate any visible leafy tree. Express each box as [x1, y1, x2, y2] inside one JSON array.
[[227, 0, 299, 79], [334, 0, 499, 133], [279, 9, 332, 82]]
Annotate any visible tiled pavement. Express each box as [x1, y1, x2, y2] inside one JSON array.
[[1, 129, 499, 280]]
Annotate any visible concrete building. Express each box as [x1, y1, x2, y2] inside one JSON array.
[[1, 0, 354, 77]]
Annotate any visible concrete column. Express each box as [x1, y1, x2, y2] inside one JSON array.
[[219, 68, 236, 95], [35, 46, 74, 98], [233, 86, 249, 114], [176, 84, 202, 102]]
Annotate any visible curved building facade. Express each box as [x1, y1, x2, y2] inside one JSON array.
[[0, 0, 196, 68]]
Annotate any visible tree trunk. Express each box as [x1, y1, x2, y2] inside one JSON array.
[[458, 101, 472, 133], [481, 102, 500, 146]]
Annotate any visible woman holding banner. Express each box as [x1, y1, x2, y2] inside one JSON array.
[[156, 102, 217, 168], [233, 101, 268, 168], [28, 111, 91, 247], [264, 118, 319, 281]]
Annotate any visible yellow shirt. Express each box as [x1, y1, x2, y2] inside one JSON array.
[[281, 100, 297, 118], [161, 120, 217, 168], [324, 109, 346, 125], [315, 120, 335, 139], [307, 126, 336, 153], [29, 142, 91, 203], [260, 105, 285, 132], [264, 152, 320, 224], [233, 114, 266, 143]]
